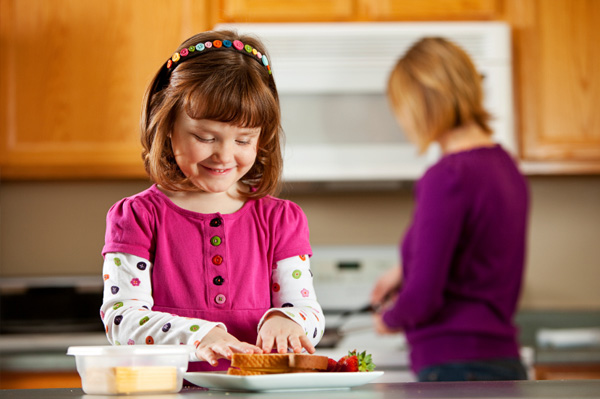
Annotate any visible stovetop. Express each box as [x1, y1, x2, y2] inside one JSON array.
[[0, 277, 104, 335]]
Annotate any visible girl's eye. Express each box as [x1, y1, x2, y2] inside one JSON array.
[[193, 134, 213, 143], [236, 140, 251, 145]]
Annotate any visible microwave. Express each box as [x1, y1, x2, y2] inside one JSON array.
[[216, 22, 515, 182]]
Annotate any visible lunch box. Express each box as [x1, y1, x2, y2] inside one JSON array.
[[67, 345, 193, 395]]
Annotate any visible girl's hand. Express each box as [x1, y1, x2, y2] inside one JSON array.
[[195, 325, 262, 366], [373, 313, 403, 335], [257, 312, 315, 354]]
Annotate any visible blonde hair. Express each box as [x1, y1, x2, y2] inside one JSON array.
[[140, 30, 282, 199], [387, 37, 492, 153]]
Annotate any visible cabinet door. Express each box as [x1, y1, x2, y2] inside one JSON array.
[[358, 0, 501, 21], [0, 371, 81, 389], [218, 0, 500, 22], [219, 0, 354, 22], [507, 0, 600, 163], [0, 0, 210, 179], [534, 364, 600, 380]]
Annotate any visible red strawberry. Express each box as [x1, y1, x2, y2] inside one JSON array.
[[337, 354, 359, 372], [326, 358, 338, 372], [332, 350, 375, 372]]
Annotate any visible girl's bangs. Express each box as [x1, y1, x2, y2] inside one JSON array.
[[182, 76, 277, 129]]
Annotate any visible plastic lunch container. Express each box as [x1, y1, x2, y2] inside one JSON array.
[[67, 345, 193, 395]]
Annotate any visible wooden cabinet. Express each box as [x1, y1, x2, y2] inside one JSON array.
[[534, 364, 600, 380], [0, 371, 81, 389], [218, 0, 355, 22], [0, 0, 210, 179], [2, 0, 598, 179], [358, 0, 501, 21], [217, 0, 501, 22], [504, 0, 600, 168]]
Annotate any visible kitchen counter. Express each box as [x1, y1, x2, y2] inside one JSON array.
[[1, 380, 600, 399]]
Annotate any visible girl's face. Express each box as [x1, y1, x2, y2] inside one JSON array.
[[170, 109, 260, 194]]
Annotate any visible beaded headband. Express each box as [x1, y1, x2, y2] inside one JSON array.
[[166, 39, 271, 75]]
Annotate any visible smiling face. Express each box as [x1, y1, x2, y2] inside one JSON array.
[[170, 109, 260, 195]]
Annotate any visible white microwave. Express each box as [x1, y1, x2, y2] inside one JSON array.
[[216, 22, 515, 182]]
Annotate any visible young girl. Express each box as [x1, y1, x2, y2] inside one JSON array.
[[370, 38, 529, 381], [100, 30, 325, 372]]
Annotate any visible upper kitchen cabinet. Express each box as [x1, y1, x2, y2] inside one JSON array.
[[505, 0, 600, 171], [358, 0, 501, 21], [217, 0, 355, 22], [216, 0, 501, 22], [0, 0, 210, 179], [2, 0, 598, 179]]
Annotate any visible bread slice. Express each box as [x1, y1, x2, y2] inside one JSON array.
[[288, 353, 328, 370], [231, 353, 290, 370], [227, 367, 315, 376], [227, 353, 328, 375]]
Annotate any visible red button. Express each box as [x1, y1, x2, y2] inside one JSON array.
[[212, 255, 223, 265]]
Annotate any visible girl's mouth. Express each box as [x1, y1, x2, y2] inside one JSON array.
[[204, 166, 231, 175]]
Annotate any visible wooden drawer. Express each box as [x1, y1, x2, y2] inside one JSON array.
[[534, 364, 600, 380], [0, 371, 81, 389]]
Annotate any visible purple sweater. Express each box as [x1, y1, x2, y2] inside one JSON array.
[[382, 145, 529, 373]]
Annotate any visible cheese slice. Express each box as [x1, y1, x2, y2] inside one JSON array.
[[114, 366, 178, 394]]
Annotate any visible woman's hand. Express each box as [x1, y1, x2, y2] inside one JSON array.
[[370, 266, 402, 309], [373, 313, 403, 335], [257, 312, 315, 354], [195, 325, 262, 366]]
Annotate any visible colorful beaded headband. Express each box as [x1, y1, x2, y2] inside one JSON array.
[[166, 39, 271, 75]]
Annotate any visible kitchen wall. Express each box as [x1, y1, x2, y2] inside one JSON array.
[[0, 175, 599, 309]]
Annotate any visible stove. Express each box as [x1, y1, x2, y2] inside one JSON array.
[[309, 245, 415, 381], [311, 245, 398, 310], [0, 276, 104, 335]]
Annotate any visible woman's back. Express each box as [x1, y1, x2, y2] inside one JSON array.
[[400, 144, 529, 373]]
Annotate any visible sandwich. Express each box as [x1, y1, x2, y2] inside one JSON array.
[[227, 353, 329, 375]]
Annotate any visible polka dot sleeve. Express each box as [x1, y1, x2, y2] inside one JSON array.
[[100, 252, 224, 360], [258, 255, 325, 349]]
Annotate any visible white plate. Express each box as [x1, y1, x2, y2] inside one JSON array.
[[184, 371, 384, 392]]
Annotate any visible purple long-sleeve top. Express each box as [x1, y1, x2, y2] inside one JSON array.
[[382, 145, 529, 373]]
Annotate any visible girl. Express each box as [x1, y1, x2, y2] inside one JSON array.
[[370, 38, 529, 381], [100, 30, 325, 372]]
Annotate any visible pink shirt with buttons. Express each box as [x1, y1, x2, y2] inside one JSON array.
[[101, 185, 324, 371]]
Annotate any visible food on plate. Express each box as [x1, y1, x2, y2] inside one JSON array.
[[327, 350, 375, 372], [227, 353, 329, 375]]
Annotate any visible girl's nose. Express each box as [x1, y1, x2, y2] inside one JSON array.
[[213, 141, 234, 163]]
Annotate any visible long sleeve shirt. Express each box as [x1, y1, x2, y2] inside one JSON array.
[[383, 145, 529, 373], [101, 185, 324, 371]]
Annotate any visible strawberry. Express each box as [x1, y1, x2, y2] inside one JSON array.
[[336, 354, 358, 372], [326, 357, 338, 372], [331, 350, 375, 372]]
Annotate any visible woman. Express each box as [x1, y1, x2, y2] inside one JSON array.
[[371, 37, 529, 382]]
